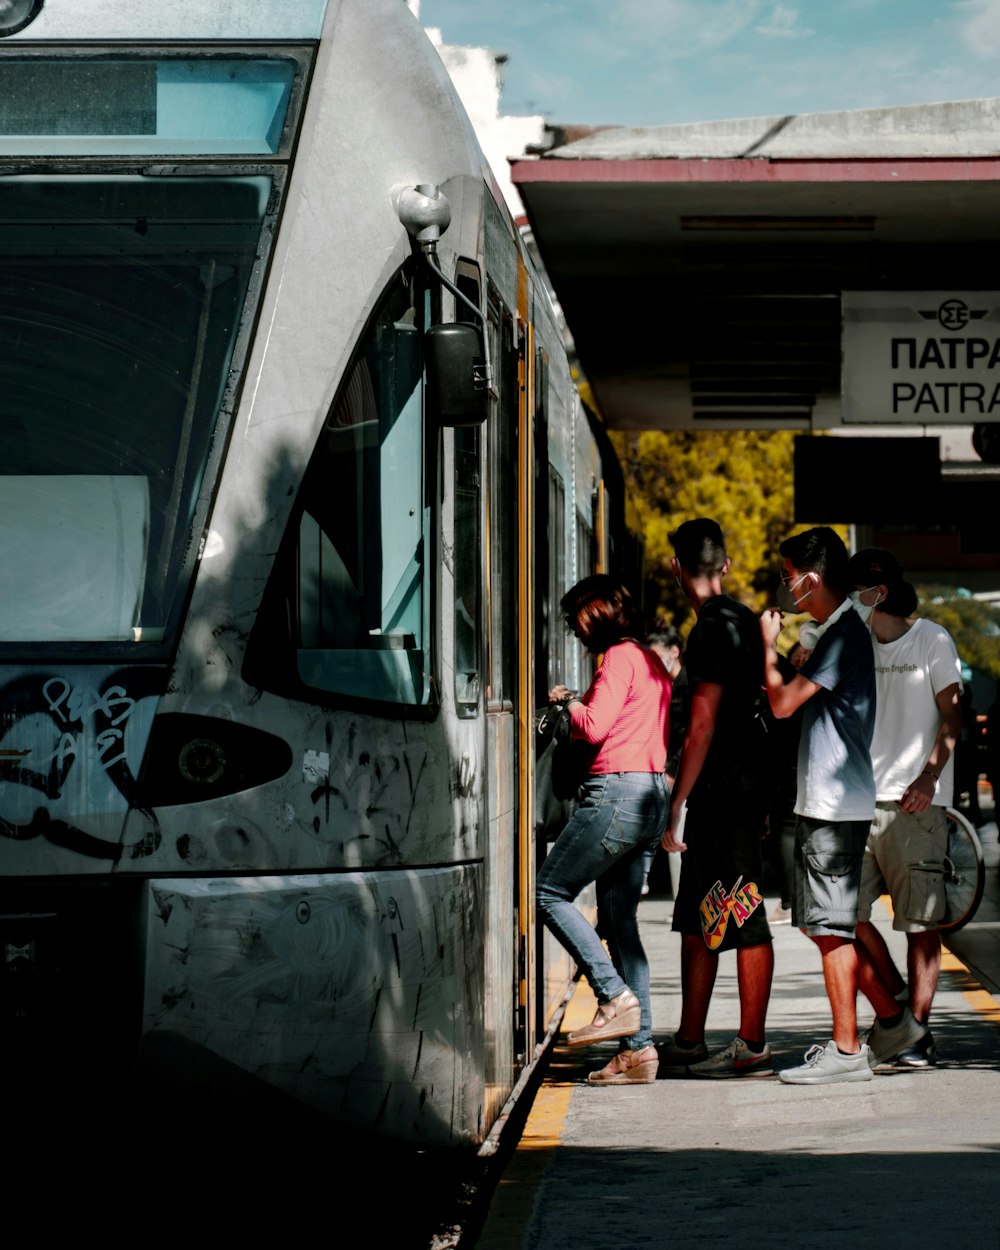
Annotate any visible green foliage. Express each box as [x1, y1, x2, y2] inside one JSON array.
[[915, 586, 1000, 680], [609, 429, 835, 630]]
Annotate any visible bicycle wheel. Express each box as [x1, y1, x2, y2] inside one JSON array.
[[939, 808, 985, 932]]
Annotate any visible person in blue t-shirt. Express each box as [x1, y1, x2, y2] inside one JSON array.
[[760, 527, 928, 1085]]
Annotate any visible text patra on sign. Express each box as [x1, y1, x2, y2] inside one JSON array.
[[842, 291, 1000, 424]]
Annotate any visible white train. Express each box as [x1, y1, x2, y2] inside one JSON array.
[[0, 0, 628, 1146]]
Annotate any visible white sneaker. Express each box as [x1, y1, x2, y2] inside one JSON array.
[[864, 1006, 929, 1068], [778, 1039, 874, 1085]]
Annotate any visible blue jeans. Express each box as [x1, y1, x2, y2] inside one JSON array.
[[537, 772, 670, 1049]]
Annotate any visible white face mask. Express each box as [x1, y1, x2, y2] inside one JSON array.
[[777, 571, 812, 612], [850, 586, 881, 624]]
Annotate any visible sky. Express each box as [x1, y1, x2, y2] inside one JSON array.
[[418, 0, 1000, 127]]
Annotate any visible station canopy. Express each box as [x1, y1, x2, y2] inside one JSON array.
[[511, 99, 1000, 433]]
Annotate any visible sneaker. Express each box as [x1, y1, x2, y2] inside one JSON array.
[[864, 1006, 929, 1068], [688, 1037, 773, 1079], [656, 1033, 708, 1069], [778, 1039, 874, 1085], [894, 1029, 938, 1068], [588, 1045, 659, 1085]]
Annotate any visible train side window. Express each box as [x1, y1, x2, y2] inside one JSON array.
[[573, 511, 595, 686], [247, 266, 431, 709], [454, 265, 482, 717], [486, 295, 517, 708], [547, 468, 566, 691]]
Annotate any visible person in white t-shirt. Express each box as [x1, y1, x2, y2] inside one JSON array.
[[848, 547, 963, 1068]]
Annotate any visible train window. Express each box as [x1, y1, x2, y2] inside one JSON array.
[[248, 267, 431, 709], [547, 469, 567, 692], [486, 296, 518, 708], [454, 267, 482, 716], [0, 55, 304, 157], [573, 512, 596, 686], [454, 429, 481, 713], [0, 173, 271, 650]]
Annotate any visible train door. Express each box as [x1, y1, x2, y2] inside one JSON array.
[[516, 310, 536, 1068], [532, 341, 569, 1040], [482, 281, 521, 1123]]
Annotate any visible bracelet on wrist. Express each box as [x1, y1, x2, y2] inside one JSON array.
[[921, 769, 939, 780]]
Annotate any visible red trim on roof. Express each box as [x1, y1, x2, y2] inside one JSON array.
[[510, 157, 1000, 185]]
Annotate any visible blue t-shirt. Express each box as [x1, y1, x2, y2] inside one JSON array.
[[795, 604, 876, 821]]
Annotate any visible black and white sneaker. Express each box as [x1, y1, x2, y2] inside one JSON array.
[[894, 1029, 938, 1068], [865, 1006, 929, 1068]]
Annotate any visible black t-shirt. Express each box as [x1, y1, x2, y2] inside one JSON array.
[[684, 594, 770, 802], [666, 665, 690, 777]]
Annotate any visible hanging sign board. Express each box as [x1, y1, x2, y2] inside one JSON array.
[[842, 291, 1000, 424]]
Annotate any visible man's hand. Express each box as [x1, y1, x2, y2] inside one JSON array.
[[900, 772, 936, 814], [760, 608, 783, 648], [660, 802, 688, 853]]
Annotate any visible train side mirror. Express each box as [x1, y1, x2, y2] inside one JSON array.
[[425, 323, 489, 427]]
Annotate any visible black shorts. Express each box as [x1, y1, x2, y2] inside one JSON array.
[[672, 799, 772, 951]]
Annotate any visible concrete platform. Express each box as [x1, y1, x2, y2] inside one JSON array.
[[477, 817, 1000, 1250]]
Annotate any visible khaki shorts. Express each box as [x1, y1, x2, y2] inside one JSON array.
[[857, 802, 949, 932]]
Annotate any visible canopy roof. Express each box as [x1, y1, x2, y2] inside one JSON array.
[[511, 99, 1000, 431]]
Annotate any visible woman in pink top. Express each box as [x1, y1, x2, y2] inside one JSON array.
[[537, 575, 672, 1085]]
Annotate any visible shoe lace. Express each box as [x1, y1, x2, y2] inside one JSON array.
[[802, 1044, 825, 1066]]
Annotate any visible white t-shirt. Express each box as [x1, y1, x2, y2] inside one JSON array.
[[870, 617, 963, 805]]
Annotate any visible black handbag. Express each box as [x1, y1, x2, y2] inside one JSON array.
[[534, 704, 592, 840]]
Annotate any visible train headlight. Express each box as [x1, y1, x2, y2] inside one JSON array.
[[178, 738, 227, 786], [135, 713, 293, 806], [0, 0, 44, 37]]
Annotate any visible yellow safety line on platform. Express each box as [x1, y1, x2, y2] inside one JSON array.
[[941, 949, 1000, 1024], [512, 983, 596, 1153], [476, 985, 597, 1248], [881, 893, 1000, 1023]]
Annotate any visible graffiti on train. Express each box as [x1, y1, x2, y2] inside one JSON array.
[[40, 677, 136, 772], [303, 720, 432, 863], [0, 669, 160, 860]]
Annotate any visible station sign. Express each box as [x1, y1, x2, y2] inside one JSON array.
[[842, 291, 1000, 424]]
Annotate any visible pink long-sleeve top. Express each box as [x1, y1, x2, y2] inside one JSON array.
[[569, 640, 672, 774]]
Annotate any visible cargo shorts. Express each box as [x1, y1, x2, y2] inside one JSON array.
[[856, 801, 949, 932], [792, 816, 871, 939]]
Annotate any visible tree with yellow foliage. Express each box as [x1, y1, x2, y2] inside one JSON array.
[[609, 428, 809, 631]]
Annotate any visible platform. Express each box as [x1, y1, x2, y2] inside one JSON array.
[[477, 815, 1000, 1250]]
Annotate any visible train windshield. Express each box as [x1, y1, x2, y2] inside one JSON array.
[[0, 56, 299, 157], [0, 173, 271, 651]]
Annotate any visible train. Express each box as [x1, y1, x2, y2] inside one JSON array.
[[0, 0, 632, 1147]]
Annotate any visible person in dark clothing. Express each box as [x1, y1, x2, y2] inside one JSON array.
[[659, 518, 775, 1079], [646, 624, 688, 897], [766, 645, 803, 922]]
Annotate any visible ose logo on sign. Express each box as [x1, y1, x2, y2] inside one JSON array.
[[918, 298, 987, 331]]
